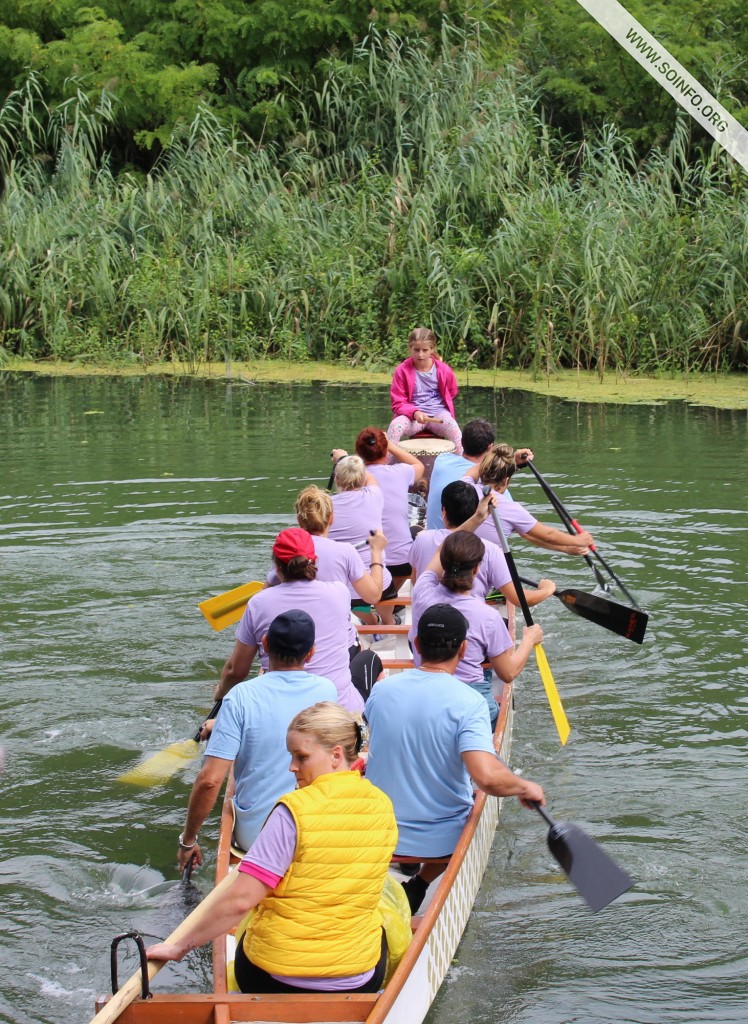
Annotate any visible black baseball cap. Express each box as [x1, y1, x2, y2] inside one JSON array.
[[417, 603, 468, 650], [266, 609, 316, 658]]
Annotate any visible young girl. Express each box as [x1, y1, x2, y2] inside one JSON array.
[[387, 327, 463, 454]]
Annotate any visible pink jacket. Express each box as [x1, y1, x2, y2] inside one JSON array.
[[390, 357, 458, 419]]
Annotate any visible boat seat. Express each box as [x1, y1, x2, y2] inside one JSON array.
[[355, 624, 411, 635]]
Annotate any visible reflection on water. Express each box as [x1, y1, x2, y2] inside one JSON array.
[[0, 374, 746, 1024]]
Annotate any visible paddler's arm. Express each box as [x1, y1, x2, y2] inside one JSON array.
[[387, 439, 425, 482], [457, 490, 496, 533], [488, 623, 544, 683], [177, 755, 232, 872], [500, 578, 556, 608], [216, 640, 257, 700], [351, 530, 387, 604], [146, 872, 271, 963], [521, 522, 593, 555], [462, 749, 546, 809]]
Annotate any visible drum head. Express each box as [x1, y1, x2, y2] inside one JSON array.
[[399, 436, 455, 457]]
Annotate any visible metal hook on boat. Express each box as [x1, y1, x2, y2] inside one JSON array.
[[110, 931, 152, 1000]]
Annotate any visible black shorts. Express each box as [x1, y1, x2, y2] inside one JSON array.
[[233, 928, 387, 994], [386, 562, 412, 577]]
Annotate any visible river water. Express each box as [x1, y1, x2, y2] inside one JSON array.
[[1, 373, 746, 1024]]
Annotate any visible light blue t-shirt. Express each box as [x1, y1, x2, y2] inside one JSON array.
[[365, 669, 495, 857], [425, 452, 473, 529], [425, 453, 515, 530], [206, 669, 338, 850]]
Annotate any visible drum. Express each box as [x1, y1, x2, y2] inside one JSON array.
[[399, 435, 455, 495]]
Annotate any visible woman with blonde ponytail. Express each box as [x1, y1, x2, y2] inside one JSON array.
[[464, 444, 594, 555]]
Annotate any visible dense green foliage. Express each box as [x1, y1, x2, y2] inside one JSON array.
[[0, 0, 474, 155], [496, 0, 748, 150], [1, 30, 746, 374], [1, 0, 747, 158]]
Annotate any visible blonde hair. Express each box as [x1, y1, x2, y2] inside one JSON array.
[[288, 701, 363, 763], [408, 326, 437, 349], [295, 486, 333, 535], [478, 443, 517, 488], [334, 454, 366, 491]]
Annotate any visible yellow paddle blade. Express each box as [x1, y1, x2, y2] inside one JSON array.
[[198, 580, 263, 632], [533, 644, 571, 746], [118, 738, 200, 787]]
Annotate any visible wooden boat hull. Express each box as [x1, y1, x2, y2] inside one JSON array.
[[97, 684, 514, 1024]]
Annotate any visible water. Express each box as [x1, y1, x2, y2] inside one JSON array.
[[1, 373, 746, 1024]]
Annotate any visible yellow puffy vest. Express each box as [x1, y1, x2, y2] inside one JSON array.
[[244, 770, 397, 977]]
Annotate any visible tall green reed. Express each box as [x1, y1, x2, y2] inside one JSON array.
[[0, 29, 745, 372]]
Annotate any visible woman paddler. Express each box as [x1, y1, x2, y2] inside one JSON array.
[[354, 426, 425, 603], [216, 528, 364, 712], [411, 528, 543, 727], [147, 703, 397, 994], [464, 443, 594, 555]]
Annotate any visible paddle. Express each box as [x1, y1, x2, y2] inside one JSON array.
[[519, 576, 648, 645], [117, 699, 223, 787], [524, 460, 610, 592], [525, 461, 642, 608], [197, 536, 371, 632], [198, 580, 263, 632], [484, 488, 570, 746], [533, 803, 634, 912], [89, 871, 238, 1024]]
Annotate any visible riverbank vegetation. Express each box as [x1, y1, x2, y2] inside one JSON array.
[[1, 16, 747, 375], [6, 359, 747, 410]]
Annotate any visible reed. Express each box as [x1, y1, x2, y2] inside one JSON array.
[[0, 29, 746, 372]]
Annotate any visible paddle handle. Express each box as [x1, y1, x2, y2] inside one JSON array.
[[193, 699, 223, 743]]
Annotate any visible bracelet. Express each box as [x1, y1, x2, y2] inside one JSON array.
[[178, 832, 198, 850], [370, 562, 384, 569]]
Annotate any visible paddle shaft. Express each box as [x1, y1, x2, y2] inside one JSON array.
[[90, 872, 238, 1024], [532, 801, 557, 829], [526, 461, 641, 608], [525, 460, 609, 591], [193, 699, 223, 742], [484, 488, 570, 744], [483, 487, 533, 626]]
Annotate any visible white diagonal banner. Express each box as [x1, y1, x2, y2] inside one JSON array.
[[574, 0, 748, 173]]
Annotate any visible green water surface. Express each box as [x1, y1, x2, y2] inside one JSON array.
[[0, 374, 746, 1024]]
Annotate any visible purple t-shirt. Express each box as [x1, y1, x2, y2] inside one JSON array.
[[413, 365, 449, 417], [267, 535, 369, 644], [461, 479, 538, 542], [367, 463, 416, 565], [235, 579, 363, 712], [329, 487, 392, 597], [238, 803, 374, 991], [409, 529, 512, 598], [411, 571, 513, 684]]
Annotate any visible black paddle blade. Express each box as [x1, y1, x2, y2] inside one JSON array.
[[557, 588, 648, 644], [546, 820, 633, 912]]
